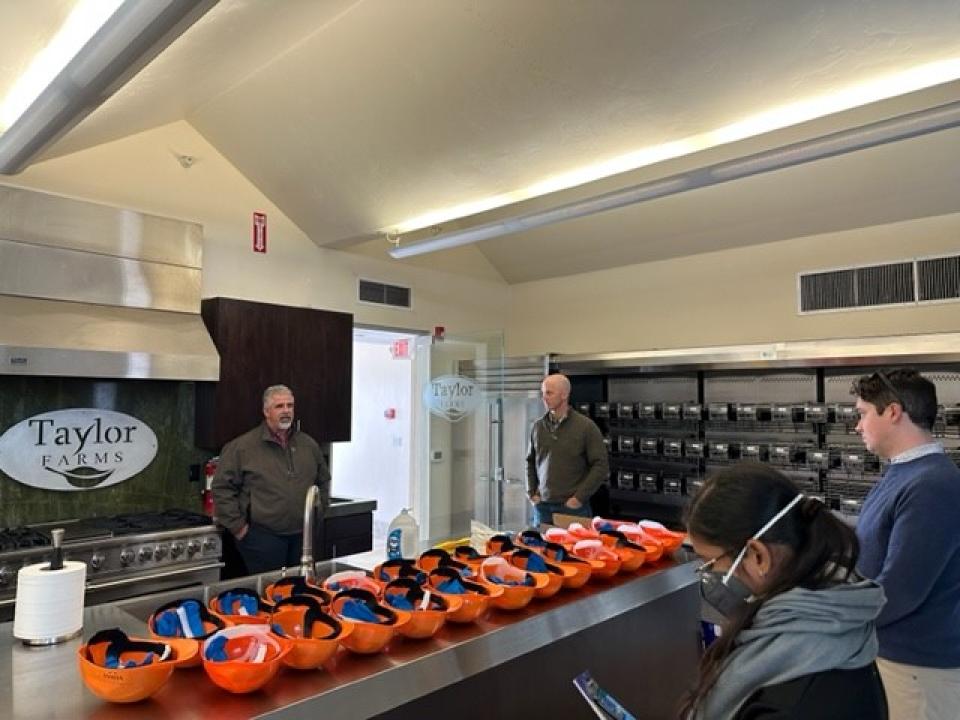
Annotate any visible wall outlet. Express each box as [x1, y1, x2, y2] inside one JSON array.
[[430, 449, 443, 462]]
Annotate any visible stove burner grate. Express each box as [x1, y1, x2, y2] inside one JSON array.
[[91, 509, 213, 536], [0, 527, 51, 552]]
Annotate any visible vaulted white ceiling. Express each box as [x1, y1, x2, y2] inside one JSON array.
[[6, 0, 960, 283]]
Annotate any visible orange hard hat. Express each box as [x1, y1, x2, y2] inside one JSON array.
[[451, 545, 491, 569], [572, 539, 622, 579], [485, 534, 518, 555], [415, 548, 472, 576], [209, 587, 272, 625], [147, 597, 229, 668], [383, 578, 460, 639], [271, 602, 352, 670], [479, 557, 546, 610], [426, 567, 501, 623], [261, 575, 331, 608], [598, 530, 648, 572], [506, 549, 565, 598], [330, 588, 406, 654], [78, 628, 196, 703], [201, 625, 291, 693], [323, 570, 381, 596], [539, 541, 593, 588], [372, 558, 428, 587]]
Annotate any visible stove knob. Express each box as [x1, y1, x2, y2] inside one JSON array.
[[138, 547, 154, 563], [0, 566, 10, 586], [202, 537, 218, 553], [120, 549, 135, 566], [170, 542, 185, 559], [153, 544, 168, 560], [186, 541, 200, 556], [89, 553, 105, 571]]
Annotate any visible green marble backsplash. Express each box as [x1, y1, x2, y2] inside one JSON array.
[[0, 377, 209, 528]]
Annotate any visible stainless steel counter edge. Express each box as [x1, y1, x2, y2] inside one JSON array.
[[325, 497, 377, 518], [262, 560, 698, 720]]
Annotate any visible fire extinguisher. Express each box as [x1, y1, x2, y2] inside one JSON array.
[[202, 456, 218, 517]]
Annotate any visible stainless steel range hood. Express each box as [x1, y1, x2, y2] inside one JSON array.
[[0, 185, 219, 381]]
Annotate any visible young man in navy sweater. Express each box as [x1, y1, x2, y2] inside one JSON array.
[[852, 368, 960, 720]]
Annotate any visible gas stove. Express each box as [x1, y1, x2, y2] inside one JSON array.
[[0, 509, 222, 620]]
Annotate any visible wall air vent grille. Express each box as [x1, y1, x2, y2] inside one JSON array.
[[799, 269, 856, 311], [799, 255, 960, 313], [855, 262, 914, 307], [358, 279, 412, 309], [918, 255, 960, 302]]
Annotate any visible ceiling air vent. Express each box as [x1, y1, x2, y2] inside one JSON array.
[[358, 279, 412, 309], [917, 254, 960, 302], [799, 261, 914, 313]]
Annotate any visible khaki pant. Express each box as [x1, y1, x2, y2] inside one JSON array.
[[878, 657, 960, 720]]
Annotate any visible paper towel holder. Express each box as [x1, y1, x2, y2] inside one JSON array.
[[19, 628, 83, 647], [14, 527, 85, 646]]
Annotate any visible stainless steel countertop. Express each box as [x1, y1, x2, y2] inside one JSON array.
[[0, 553, 697, 720], [324, 496, 377, 519]]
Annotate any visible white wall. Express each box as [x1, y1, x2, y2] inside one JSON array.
[[505, 212, 960, 356], [331, 339, 413, 541], [4, 121, 510, 335]]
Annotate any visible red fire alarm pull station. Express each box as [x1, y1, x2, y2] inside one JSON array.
[[390, 339, 410, 359], [433, 325, 445, 343], [384, 408, 397, 420], [252, 212, 267, 253]]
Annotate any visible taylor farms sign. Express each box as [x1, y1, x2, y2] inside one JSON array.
[[0, 409, 158, 491], [424, 375, 482, 422]]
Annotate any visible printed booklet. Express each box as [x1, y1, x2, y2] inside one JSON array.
[[572, 670, 638, 720]]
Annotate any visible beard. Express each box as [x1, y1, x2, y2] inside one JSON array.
[[277, 418, 293, 430]]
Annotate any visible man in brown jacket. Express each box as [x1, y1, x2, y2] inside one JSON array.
[[212, 384, 330, 574]]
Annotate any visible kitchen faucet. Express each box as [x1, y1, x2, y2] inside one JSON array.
[[300, 485, 321, 582]]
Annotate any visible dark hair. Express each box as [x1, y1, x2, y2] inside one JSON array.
[[678, 463, 860, 718], [850, 367, 938, 431]]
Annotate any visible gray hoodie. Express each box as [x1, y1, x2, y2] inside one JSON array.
[[696, 579, 885, 719]]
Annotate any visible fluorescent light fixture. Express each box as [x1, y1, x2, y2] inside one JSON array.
[[386, 55, 960, 242], [710, 100, 960, 181], [389, 177, 689, 259], [0, 0, 124, 132], [0, 0, 218, 175], [390, 98, 960, 259]]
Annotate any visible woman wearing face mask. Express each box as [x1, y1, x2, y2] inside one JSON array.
[[680, 464, 888, 719]]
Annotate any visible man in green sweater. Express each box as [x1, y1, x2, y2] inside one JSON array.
[[526, 373, 609, 526]]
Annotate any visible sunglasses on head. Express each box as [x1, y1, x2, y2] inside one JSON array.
[[873, 370, 905, 408]]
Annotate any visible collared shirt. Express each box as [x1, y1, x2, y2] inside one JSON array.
[[889, 441, 944, 465], [270, 427, 291, 449], [543, 409, 569, 436]]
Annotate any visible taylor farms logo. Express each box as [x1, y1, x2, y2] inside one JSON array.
[[0, 409, 158, 492], [424, 375, 482, 422]]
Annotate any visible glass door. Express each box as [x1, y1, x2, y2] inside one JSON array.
[[413, 331, 504, 544]]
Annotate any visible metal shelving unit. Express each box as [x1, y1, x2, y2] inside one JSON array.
[[555, 334, 960, 527]]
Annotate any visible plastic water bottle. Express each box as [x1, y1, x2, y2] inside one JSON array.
[[386, 508, 419, 559]]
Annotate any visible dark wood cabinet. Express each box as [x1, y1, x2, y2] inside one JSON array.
[[195, 297, 352, 450], [320, 512, 373, 558]]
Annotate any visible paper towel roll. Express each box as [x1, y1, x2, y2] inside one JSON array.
[[13, 560, 86, 644]]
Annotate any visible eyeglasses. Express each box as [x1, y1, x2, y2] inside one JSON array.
[[695, 554, 727, 574], [873, 370, 905, 408]]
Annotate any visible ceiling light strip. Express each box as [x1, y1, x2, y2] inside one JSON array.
[[0, 0, 218, 175], [390, 99, 960, 259]]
